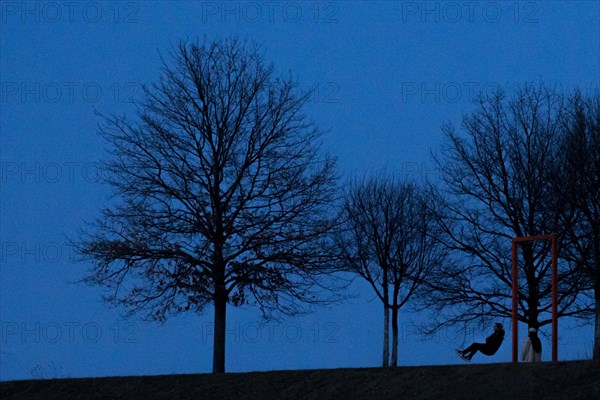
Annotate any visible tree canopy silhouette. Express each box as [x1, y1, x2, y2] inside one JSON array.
[[558, 90, 600, 359], [423, 84, 593, 336], [76, 37, 339, 373], [335, 175, 446, 367]]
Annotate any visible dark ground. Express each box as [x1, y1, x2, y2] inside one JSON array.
[[2, 360, 599, 400]]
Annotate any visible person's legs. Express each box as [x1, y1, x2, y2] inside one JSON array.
[[456, 348, 471, 362], [462, 342, 486, 360]]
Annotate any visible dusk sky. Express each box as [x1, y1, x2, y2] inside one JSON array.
[[1, 1, 599, 381]]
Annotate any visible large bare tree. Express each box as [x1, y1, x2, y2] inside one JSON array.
[[335, 176, 445, 367], [559, 90, 600, 359], [424, 84, 593, 339], [76, 38, 339, 373]]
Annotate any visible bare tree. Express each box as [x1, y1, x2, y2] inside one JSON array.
[[335, 175, 445, 367], [559, 90, 600, 359], [424, 84, 594, 338], [75, 38, 339, 373]]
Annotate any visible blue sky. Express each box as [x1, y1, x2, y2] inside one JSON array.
[[1, 1, 599, 381]]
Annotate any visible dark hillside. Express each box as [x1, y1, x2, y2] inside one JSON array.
[[2, 361, 599, 400]]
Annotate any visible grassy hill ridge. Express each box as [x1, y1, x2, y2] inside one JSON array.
[[2, 361, 599, 400]]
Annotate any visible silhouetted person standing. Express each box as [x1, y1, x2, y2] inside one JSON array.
[[456, 323, 505, 362], [521, 327, 542, 362]]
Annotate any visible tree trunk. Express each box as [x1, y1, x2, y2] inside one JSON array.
[[594, 285, 600, 360], [212, 284, 227, 373], [523, 244, 539, 329], [391, 307, 399, 367], [593, 238, 600, 360], [383, 304, 389, 367]]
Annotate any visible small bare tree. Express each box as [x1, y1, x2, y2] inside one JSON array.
[[76, 38, 339, 373], [335, 175, 445, 367]]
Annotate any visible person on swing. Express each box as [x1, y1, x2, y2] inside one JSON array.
[[455, 323, 505, 362]]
